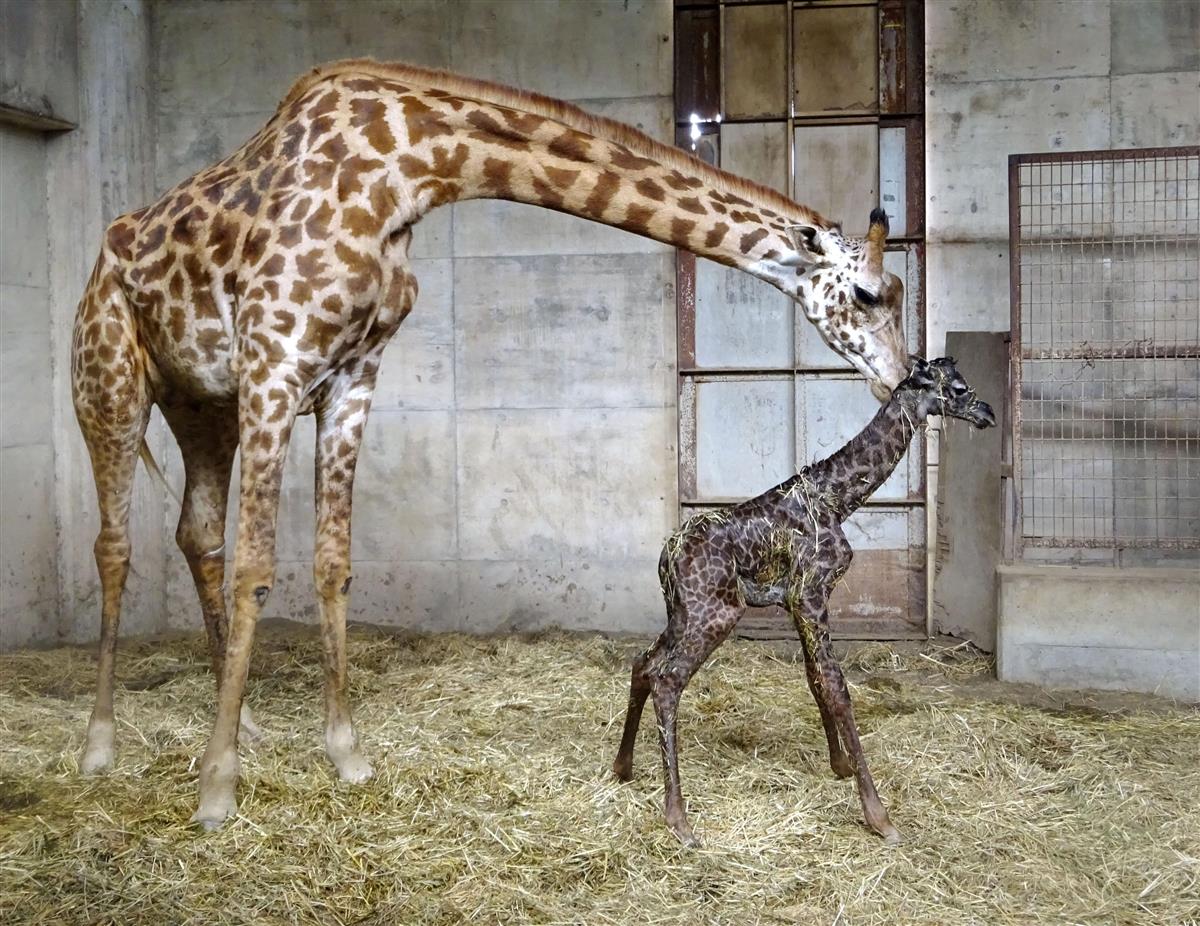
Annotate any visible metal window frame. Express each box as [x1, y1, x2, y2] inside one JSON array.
[[672, 0, 929, 638]]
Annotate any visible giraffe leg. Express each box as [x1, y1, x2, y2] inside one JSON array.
[[72, 279, 150, 774], [312, 377, 378, 784], [161, 402, 261, 745], [192, 376, 300, 829], [649, 598, 743, 847], [810, 618, 901, 844], [612, 630, 665, 782], [791, 611, 853, 779]]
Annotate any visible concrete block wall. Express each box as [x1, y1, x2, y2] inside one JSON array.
[[0, 124, 58, 648], [152, 0, 678, 637], [925, 0, 1200, 355], [997, 565, 1200, 701]]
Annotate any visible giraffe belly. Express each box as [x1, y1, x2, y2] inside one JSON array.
[[136, 297, 239, 402]]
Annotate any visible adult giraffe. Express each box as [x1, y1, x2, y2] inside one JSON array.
[[71, 59, 910, 828]]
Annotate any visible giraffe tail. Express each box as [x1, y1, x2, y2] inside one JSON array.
[[138, 439, 181, 507]]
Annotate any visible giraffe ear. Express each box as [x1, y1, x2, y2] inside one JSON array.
[[781, 224, 826, 267]]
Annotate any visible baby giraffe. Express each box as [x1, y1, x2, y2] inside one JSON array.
[[612, 357, 995, 846]]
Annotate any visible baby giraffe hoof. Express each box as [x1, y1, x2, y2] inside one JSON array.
[[830, 756, 855, 779], [667, 817, 700, 848], [193, 749, 239, 830], [611, 757, 634, 783], [867, 814, 903, 846], [191, 800, 236, 831]]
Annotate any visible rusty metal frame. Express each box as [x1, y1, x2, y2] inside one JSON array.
[[1007, 145, 1200, 556]]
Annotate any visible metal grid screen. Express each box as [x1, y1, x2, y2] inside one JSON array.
[[1010, 147, 1200, 552]]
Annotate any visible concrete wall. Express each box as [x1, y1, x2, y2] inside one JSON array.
[[0, 124, 58, 648], [925, 0, 1200, 356], [1, 0, 162, 650], [997, 565, 1200, 701], [151, 0, 677, 637], [927, 1, 1200, 682]]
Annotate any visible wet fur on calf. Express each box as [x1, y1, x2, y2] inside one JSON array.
[[612, 357, 995, 846]]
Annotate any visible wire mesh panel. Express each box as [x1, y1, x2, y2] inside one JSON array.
[[1010, 147, 1200, 552]]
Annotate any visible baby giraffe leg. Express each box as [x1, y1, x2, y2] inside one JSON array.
[[810, 617, 901, 844], [650, 599, 742, 847], [792, 614, 853, 779], [612, 631, 665, 781]]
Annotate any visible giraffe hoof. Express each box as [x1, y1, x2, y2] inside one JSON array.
[[191, 801, 236, 831], [333, 752, 374, 784], [612, 758, 634, 782], [882, 826, 903, 846], [191, 785, 238, 830], [668, 820, 700, 848], [80, 719, 115, 774], [80, 742, 115, 774], [831, 757, 854, 779]]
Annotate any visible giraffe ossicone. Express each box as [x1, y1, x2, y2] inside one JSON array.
[[70, 58, 911, 827], [613, 357, 995, 847]]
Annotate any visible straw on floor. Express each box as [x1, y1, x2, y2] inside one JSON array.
[[1, 625, 1197, 926]]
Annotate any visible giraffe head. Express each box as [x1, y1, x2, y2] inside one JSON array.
[[896, 356, 996, 429], [781, 208, 908, 402]]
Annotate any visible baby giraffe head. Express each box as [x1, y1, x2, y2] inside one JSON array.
[[896, 357, 996, 429]]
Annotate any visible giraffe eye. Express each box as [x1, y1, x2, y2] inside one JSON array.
[[852, 284, 880, 306]]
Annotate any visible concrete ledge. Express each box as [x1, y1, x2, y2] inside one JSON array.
[[997, 564, 1200, 701]]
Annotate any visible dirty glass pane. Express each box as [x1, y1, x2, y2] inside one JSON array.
[[829, 507, 924, 626], [794, 124, 878, 234], [721, 121, 789, 194], [792, 5, 878, 115], [723, 2, 787, 119], [797, 375, 916, 501], [695, 259, 794, 369], [879, 125, 907, 236], [696, 378, 795, 498]]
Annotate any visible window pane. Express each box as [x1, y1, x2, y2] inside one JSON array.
[[696, 378, 795, 498], [793, 5, 878, 115], [695, 259, 793, 369], [720, 121, 789, 194], [724, 3, 787, 119], [794, 124, 879, 233]]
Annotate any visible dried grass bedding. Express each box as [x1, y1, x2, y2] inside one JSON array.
[[1, 625, 1197, 925]]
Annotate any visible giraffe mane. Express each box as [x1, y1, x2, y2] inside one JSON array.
[[278, 58, 828, 228]]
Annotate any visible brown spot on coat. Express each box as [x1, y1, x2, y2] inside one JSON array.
[[635, 178, 665, 202], [584, 171, 621, 217], [739, 228, 768, 254], [401, 95, 453, 144], [704, 223, 729, 249], [298, 315, 342, 354], [350, 97, 397, 154]]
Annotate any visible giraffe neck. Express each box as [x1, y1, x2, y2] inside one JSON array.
[[808, 398, 924, 518], [363, 82, 813, 290]]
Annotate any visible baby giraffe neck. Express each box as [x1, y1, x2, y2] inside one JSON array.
[[809, 398, 923, 518]]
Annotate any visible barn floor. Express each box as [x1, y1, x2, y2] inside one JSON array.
[[1, 623, 1196, 926]]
